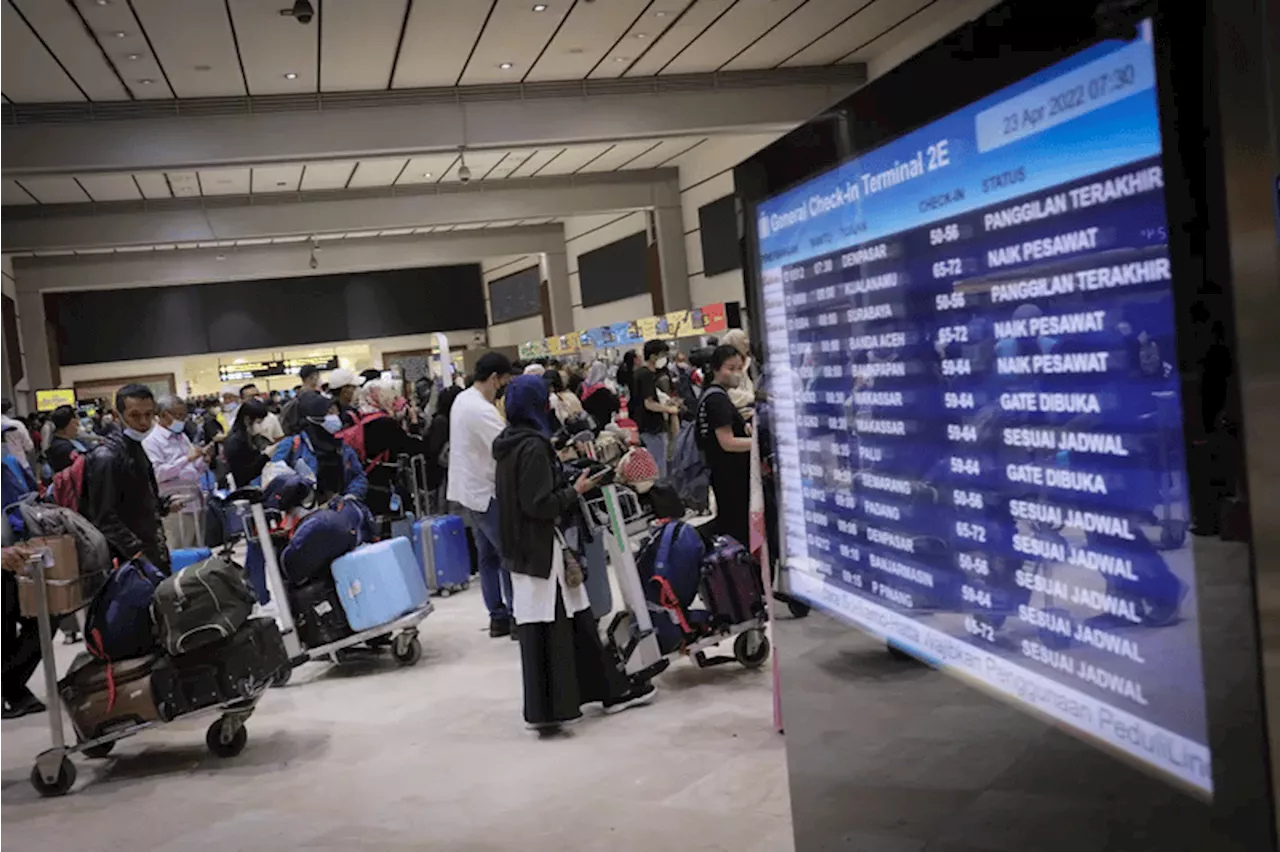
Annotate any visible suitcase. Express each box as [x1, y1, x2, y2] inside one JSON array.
[[157, 617, 289, 703], [169, 547, 212, 573], [59, 653, 161, 741], [414, 515, 470, 595], [331, 538, 428, 631], [289, 580, 354, 648], [699, 536, 765, 627]]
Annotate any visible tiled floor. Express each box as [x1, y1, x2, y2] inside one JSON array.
[[1, 590, 793, 851]]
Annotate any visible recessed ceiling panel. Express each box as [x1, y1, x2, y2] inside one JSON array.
[[458, 0, 568, 86], [320, 0, 407, 91], [76, 174, 143, 202], [166, 172, 201, 197], [227, 0, 318, 95], [439, 150, 508, 182], [621, 136, 705, 169], [663, 0, 806, 74], [131, 0, 245, 98], [623, 0, 735, 77], [252, 165, 304, 193], [3, 181, 37, 205], [487, 149, 536, 180], [299, 161, 358, 191], [782, 0, 933, 67], [347, 158, 409, 188], [589, 1, 695, 79], [10, 0, 129, 100], [1, 2, 87, 102], [134, 172, 173, 199], [524, 0, 648, 82], [720, 0, 865, 71], [73, 0, 173, 99], [198, 168, 251, 196], [17, 177, 90, 204], [395, 153, 461, 186], [578, 140, 664, 172], [537, 144, 613, 175], [507, 148, 565, 178], [393, 0, 492, 88]]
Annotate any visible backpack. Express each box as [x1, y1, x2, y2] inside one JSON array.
[[636, 520, 707, 614], [280, 508, 365, 586], [153, 553, 257, 656], [337, 413, 392, 472], [51, 453, 85, 510], [263, 470, 314, 513], [84, 558, 164, 662], [670, 386, 727, 513], [17, 497, 111, 598]]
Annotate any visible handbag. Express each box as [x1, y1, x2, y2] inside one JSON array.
[[554, 528, 584, 589]]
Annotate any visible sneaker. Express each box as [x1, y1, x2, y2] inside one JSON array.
[[603, 682, 657, 715], [62, 631, 81, 645], [2, 693, 46, 720], [489, 617, 512, 638]]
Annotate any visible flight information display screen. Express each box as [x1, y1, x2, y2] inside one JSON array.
[[755, 22, 1211, 794]]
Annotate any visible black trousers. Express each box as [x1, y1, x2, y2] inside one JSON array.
[[2, 571, 46, 703], [517, 595, 630, 725]]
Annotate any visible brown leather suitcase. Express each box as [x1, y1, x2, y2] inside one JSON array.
[[58, 653, 161, 741]]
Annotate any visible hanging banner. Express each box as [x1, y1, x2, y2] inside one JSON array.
[[520, 302, 738, 354]]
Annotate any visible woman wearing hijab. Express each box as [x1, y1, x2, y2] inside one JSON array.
[[271, 391, 367, 502], [578, 361, 620, 430], [492, 374, 656, 734], [359, 378, 429, 515]]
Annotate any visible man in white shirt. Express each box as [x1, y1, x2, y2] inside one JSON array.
[[142, 395, 209, 550], [0, 400, 34, 472], [448, 352, 516, 636]]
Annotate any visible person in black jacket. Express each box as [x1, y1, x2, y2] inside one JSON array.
[[222, 399, 273, 488], [493, 374, 655, 735], [83, 384, 171, 574], [359, 378, 429, 515], [46, 405, 88, 474], [578, 360, 619, 430]]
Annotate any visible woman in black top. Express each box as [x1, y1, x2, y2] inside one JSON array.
[[697, 345, 753, 547], [579, 361, 620, 430], [359, 379, 429, 516], [223, 399, 272, 487]]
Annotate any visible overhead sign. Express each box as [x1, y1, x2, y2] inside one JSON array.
[[35, 388, 76, 412], [218, 355, 339, 382], [518, 302, 738, 357]]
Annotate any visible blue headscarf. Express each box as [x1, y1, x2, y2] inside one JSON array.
[[504, 374, 552, 435]]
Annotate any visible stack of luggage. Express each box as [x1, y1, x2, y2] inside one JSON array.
[[60, 552, 288, 743]]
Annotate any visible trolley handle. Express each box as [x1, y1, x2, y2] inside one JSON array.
[[227, 485, 265, 505]]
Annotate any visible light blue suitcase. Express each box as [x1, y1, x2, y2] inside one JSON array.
[[330, 537, 428, 632]]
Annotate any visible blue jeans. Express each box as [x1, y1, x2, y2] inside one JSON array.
[[464, 499, 512, 621], [640, 431, 669, 480]]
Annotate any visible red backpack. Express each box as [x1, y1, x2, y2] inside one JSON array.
[[336, 413, 391, 472], [51, 452, 86, 510]]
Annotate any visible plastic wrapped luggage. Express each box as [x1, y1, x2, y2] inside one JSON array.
[[699, 536, 765, 627], [289, 580, 354, 647], [413, 515, 470, 595], [58, 653, 162, 741], [331, 538, 428, 631], [169, 547, 212, 573]]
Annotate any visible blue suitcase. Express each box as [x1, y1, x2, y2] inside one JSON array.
[[331, 537, 428, 631], [170, 547, 212, 573], [412, 515, 471, 596]]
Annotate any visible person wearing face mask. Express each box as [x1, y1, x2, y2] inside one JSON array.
[[632, 340, 681, 479], [222, 399, 274, 488], [83, 384, 171, 574], [272, 392, 368, 503], [696, 345, 753, 547], [448, 352, 517, 637], [46, 405, 88, 474], [142, 395, 210, 550]]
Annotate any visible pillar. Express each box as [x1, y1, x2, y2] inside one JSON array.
[[16, 290, 53, 405], [653, 201, 691, 313], [541, 247, 574, 336]]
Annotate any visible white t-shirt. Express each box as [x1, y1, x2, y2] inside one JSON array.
[[445, 386, 506, 512]]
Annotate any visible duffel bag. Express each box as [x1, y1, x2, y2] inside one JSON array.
[[153, 553, 257, 656], [17, 496, 111, 599], [84, 558, 164, 662], [280, 508, 362, 586]]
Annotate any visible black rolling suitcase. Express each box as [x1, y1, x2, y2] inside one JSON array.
[[153, 618, 289, 717], [289, 580, 354, 648]]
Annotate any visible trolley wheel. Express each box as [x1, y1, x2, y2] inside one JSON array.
[[734, 630, 771, 669], [30, 757, 76, 797], [392, 634, 422, 666], [462, 580, 471, 591], [271, 666, 292, 688], [439, 587, 452, 598], [206, 720, 248, 758], [1159, 519, 1188, 550], [787, 599, 811, 619], [82, 741, 116, 759]]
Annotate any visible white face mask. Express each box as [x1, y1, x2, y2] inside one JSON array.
[[655, 357, 669, 370], [166, 420, 185, 434], [321, 414, 343, 434]]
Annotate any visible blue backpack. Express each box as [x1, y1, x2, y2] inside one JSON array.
[[637, 520, 707, 613], [280, 506, 367, 587], [84, 558, 164, 662], [264, 472, 314, 513]]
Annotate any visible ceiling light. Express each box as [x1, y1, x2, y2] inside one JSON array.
[[614, 56, 628, 63], [126, 53, 142, 61], [216, 253, 227, 261], [655, 10, 668, 16], [635, 32, 648, 39], [284, 72, 298, 79], [498, 62, 513, 70], [423, 172, 432, 178], [532, 3, 547, 10], [95, 0, 111, 6], [137, 78, 155, 85], [194, 64, 212, 72], [112, 31, 127, 38], [275, 180, 288, 186]]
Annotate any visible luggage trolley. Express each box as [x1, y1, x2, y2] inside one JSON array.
[[229, 487, 433, 678], [24, 550, 267, 798]]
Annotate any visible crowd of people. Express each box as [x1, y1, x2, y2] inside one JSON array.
[[1, 329, 762, 732]]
